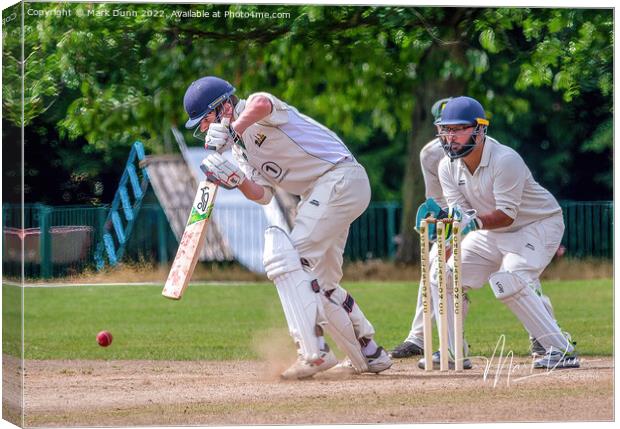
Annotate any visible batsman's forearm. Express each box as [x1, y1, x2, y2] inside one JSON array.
[[232, 95, 272, 134], [238, 180, 272, 204], [478, 209, 514, 230]]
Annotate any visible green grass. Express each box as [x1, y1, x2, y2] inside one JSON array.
[[2, 283, 23, 357], [362, 279, 614, 357], [2, 279, 612, 360]]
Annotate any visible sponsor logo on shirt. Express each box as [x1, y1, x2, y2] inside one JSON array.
[[495, 281, 504, 294], [310, 199, 320, 207], [458, 179, 466, 186], [525, 243, 535, 251], [254, 132, 267, 147]]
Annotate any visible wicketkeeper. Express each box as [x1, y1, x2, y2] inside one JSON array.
[[419, 96, 578, 370], [391, 99, 558, 363], [182, 76, 392, 379]]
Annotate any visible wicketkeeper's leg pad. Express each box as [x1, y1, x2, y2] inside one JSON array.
[[531, 279, 556, 320], [263, 226, 326, 362], [489, 271, 573, 353]]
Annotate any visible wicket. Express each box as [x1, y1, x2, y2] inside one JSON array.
[[419, 218, 464, 372]]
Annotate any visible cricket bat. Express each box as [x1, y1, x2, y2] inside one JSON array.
[[162, 180, 219, 299]]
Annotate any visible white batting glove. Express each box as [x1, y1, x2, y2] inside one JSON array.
[[204, 122, 232, 153], [200, 152, 245, 190]]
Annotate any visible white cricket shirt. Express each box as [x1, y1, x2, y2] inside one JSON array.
[[420, 138, 447, 207], [232, 92, 354, 196], [438, 136, 561, 232]]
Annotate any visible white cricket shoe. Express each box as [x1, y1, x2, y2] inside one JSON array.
[[328, 346, 393, 375], [366, 346, 393, 372], [533, 350, 580, 369], [280, 346, 338, 380]]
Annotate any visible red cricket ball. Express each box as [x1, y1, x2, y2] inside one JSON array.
[[96, 330, 113, 347]]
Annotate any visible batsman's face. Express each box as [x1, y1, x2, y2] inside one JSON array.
[[199, 111, 217, 132], [199, 102, 234, 132]]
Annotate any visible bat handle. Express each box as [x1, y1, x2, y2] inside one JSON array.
[[223, 118, 246, 150], [205, 118, 231, 152]]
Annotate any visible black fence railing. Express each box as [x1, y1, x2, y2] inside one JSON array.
[[1, 200, 612, 279], [560, 200, 613, 259]]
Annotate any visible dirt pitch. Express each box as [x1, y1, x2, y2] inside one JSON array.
[[2, 354, 613, 427]]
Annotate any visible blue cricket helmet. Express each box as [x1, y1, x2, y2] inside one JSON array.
[[435, 96, 490, 160], [434, 96, 489, 127], [183, 76, 236, 129]]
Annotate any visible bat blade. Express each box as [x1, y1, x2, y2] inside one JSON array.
[[162, 180, 219, 300]]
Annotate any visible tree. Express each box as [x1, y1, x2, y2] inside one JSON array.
[[394, 7, 613, 261], [2, 4, 612, 260]]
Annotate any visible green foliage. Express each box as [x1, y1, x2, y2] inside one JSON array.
[[477, 8, 613, 103], [2, 4, 24, 125], [479, 29, 500, 53], [580, 118, 613, 187], [582, 119, 613, 154], [4, 279, 612, 360], [2, 4, 612, 203]]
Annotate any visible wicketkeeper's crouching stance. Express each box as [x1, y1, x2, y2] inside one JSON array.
[[183, 76, 392, 379], [422, 96, 579, 370]]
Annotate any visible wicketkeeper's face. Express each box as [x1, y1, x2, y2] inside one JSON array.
[[438, 125, 475, 150]]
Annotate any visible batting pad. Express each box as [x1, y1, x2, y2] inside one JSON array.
[[489, 271, 574, 353], [264, 226, 326, 362], [320, 293, 369, 372]]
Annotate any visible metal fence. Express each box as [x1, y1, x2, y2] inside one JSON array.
[[1, 200, 612, 279], [560, 200, 613, 259]]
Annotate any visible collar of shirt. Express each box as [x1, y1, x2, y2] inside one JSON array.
[[479, 136, 494, 168]]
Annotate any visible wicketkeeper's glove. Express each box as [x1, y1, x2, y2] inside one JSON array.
[[414, 198, 481, 242], [447, 205, 482, 235], [414, 198, 449, 242]]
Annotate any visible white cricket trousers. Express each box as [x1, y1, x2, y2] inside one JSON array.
[[290, 161, 375, 340], [407, 214, 563, 349], [459, 213, 565, 288]]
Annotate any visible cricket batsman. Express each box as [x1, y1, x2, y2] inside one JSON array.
[[419, 96, 578, 369], [182, 76, 392, 379]]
